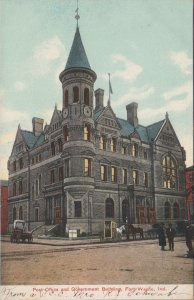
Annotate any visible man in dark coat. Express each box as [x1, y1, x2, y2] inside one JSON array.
[[166, 223, 176, 251], [158, 223, 166, 250], [185, 223, 193, 257]]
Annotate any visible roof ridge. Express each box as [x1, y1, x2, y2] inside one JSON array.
[[146, 119, 165, 128]]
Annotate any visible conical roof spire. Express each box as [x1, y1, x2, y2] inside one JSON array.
[[65, 27, 91, 70]]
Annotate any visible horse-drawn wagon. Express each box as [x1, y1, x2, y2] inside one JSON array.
[[10, 220, 33, 243]]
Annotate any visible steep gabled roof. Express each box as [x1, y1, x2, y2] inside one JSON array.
[[21, 130, 37, 149], [33, 132, 45, 148], [117, 118, 149, 143], [93, 107, 106, 122], [146, 119, 165, 142], [65, 27, 91, 70]]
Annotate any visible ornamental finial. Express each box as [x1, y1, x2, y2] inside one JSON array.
[[75, 0, 80, 27]]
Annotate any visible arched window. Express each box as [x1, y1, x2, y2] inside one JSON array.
[[132, 144, 138, 157], [105, 198, 114, 218], [13, 160, 16, 172], [63, 125, 69, 142], [13, 182, 16, 196], [164, 201, 171, 219], [13, 207, 17, 221], [100, 136, 106, 150], [173, 202, 180, 219], [64, 89, 68, 107], [84, 125, 90, 141], [162, 155, 176, 189], [51, 142, 55, 156], [19, 206, 23, 220], [122, 199, 128, 223], [73, 86, 79, 103], [19, 181, 23, 195], [58, 138, 62, 152], [110, 138, 117, 152], [84, 88, 89, 105]]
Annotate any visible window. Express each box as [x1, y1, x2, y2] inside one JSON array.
[[32, 157, 35, 165], [144, 172, 148, 187], [65, 159, 70, 177], [19, 181, 23, 195], [84, 125, 90, 141], [105, 198, 114, 218], [39, 174, 41, 192], [122, 146, 127, 155], [19, 206, 23, 220], [162, 155, 176, 189], [32, 185, 35, 200], [122, 199, 128, 223], [122, 169, 127, 184], [13, 207, 17, 221], [144, 150, 148, 160], [73, 86, 79, 102], [19, 158, 23, 169], [111, 138, 117, 152], [35, 208, 39, 222], [84, 88, 89, 105], [13, 161, 16, 172], [101, 165, 107, 181], [36, 156, 38, 163], [36, 179, 39, 196], [64, 89, 69, 107], [189, 175, 193, 183], [39, 154, 42, 162], [132, 144, 138, 157], [58, 138, 63, 153], [74, 201, 81, 217], [164, 202, 171, 219], [51, 142, 55, 156], [13, 182, 16, 196], [133, 170, 139, 184], [111, 167, 117, 183], [173, 202, 180, 219], [99, 136, 106, 150], [51, 170, 55, 184], [84, 159, 91, 177], [59, 166, 64, 181], [64, 125, 69, 142]]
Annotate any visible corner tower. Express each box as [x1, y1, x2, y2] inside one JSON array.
[[59, 21, 97, 233]]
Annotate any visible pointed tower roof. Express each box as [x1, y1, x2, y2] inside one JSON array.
[[65, 27, 91, 70]]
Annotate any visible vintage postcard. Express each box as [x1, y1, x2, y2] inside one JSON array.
[[0, 0, 193, 299]]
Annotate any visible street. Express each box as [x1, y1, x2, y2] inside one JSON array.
[[1, 237, 193, 285]]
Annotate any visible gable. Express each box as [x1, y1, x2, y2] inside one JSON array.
[[48, 108, 62, 133], [156, 119, 181, 148], [130, 130, 141, 141], [96, 106, 120, 130], [10, 126, 26, 157]]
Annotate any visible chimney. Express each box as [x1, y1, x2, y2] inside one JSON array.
[[126, 102, 138, 127], [32, 117, 44, 136], [95, 88, 104, 110]]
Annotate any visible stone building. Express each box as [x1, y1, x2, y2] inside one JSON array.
[[7, 23, 186, 234]]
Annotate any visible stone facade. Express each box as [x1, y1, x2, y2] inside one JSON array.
[[7, 26, 186, 234]]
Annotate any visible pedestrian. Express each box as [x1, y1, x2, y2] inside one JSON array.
[[158, 223, 166, 251], [185, 222, 193, 257], [166, 223, 176, 251]]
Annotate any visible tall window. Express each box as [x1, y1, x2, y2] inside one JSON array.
[[144, 150, 148, 160], [105, 198, 114, 218], [19, 158, 23, 169], [173, 202, 180, 219], [19, 181, 23, 195], [164, 201, 171, 219], [144, 172, 148, 187], [111, 167, 117, 183], [13, 161, 16, 172], [64, 125, 69, 142], [51, 170, 55, 184], [162, 155, 176, 189], [73, 86, 79, 102], [51, 142, 55, 156], [13, 182, 16, 196], [59, 166, 64, 181], [122, 199, 128, 223], [32, 185, 35, 200], [99, 136, 106, 150], [19, 206, 23, 220], [111, 138, 117, 152], [58, 138, 62, 152], [133, 170, 139, 184], [84, 159, 91, 176], [36, 179, 39, 196], [132, 144, 138, 157], [39, 174, 41, 191], [84, 125, 90, 141], [122, 169, 127, 184], [84, 88, 89, 105], [74, 201, 81, 217], [122, 146, 127, 155], [35, 208, 39, 222], [65, 159, 70, 177], [101, 165, 107, 181], [64, 89, 69, 107], [13, 207, 17, 221]]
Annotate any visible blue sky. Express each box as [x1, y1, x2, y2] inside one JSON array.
[[0, 0, 193, 179]]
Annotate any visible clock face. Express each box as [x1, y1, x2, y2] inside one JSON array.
[[84, 106, 91, 117], [63, 108, 68, 118]]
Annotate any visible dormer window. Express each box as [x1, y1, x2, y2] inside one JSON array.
[[122, 146, 127, 154], [84, 88, 89, 105], [111, 138, 117, 152], [73, 86, 79, 103], [100, 136, 106, 150], [64, 89, 69, 108], [132, 144, 138, 157], [84, 125, 90, 141]]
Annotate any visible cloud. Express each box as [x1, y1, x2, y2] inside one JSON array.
[[170, 51, 193, 75], [0, 153, 9, 179], [0, 129, 17, 146], [31, 36, 67, 76], [14, 81, 26, 91], [112, 85, 155, 108]]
